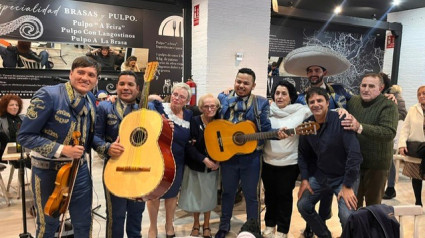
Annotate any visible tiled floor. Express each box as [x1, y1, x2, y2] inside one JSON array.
[[1, 154, 424, 238]]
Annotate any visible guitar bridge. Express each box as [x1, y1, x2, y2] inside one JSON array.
[[116, 167, 151, 172]]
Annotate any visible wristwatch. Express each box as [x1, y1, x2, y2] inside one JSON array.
[[357, 124, 363, 134]]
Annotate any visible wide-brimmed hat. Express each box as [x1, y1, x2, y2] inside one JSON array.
[[284, 46, 351, 76]]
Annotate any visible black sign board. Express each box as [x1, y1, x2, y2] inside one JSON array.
[[0, 0, 144, 47]]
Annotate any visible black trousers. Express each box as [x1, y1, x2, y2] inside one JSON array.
[[261, 162, 299, 233]]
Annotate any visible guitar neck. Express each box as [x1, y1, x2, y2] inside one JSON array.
[[139, 81, 150, 109], [242, 128, 295, 141]]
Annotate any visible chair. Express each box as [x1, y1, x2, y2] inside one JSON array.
[[0, 163, 11, 206], [393, 205, 424, 238], [19, 55, 43, 69]]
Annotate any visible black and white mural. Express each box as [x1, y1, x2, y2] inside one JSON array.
[[268, 25, 384, 97]]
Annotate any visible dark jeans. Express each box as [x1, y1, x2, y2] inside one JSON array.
[[39, 50, 51, 69], [219, 155, 260, 231], [297, 176, 358, 237], [261, 162, 299, 233]]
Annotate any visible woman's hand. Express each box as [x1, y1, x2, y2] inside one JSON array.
[[162, 114, 174, 132], [399, 147, 407, 156], [384, 93, 398, 104], [203, 157, 219, 170]]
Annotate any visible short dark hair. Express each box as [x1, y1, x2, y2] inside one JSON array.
[[237, 68, 256, 82], [362, 72, 384, 86], [118, 70, 139, 86], [306, 65, 327, 73], [71, 56, 101, 76], [306, 87, 329, 103], [271, 80, 298, 103], [271, 62, 278, 67], [379, 72, 391, 93]]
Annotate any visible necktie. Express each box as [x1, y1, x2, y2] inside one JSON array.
[[124, 104, 134, 117]]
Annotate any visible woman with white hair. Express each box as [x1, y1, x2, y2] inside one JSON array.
[[179, 94, 220, 238], [147, 82, 193, 238]]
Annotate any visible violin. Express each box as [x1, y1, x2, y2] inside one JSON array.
[[44, 131, 83, 236]]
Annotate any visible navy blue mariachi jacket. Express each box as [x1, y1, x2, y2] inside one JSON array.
[[94, 100, 138, 160], [17, 83, 104, 159], [296, 83, 352, 109]]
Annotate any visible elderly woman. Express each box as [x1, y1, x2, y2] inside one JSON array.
[[261, 80, 311, 238], [147, 82, 193, 238], [121, 55, 141, 72], [398, 85, 425, 207], [0, 94, 24, 162], [178, 94, 220, 238]]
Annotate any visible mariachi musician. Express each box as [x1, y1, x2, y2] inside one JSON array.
[[18, 56, 104, 238], [94, 71, 146, 238]]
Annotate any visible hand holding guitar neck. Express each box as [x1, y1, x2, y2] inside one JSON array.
[[277, 127, 289, 139]]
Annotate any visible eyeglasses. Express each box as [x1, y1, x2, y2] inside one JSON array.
[[202, 105, 217, 110], [172, 92, 187, 101]]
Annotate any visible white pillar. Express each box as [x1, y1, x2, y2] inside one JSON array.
[[192, 0, 271, 99]]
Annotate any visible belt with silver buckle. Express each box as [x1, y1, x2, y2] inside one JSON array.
[[31, 157, 86, 170]]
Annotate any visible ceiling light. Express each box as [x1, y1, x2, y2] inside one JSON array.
[[392, 0, 401, 6], [334, 5, 342, 14]]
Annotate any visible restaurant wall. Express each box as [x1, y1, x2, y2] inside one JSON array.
[[384, 8, 425, 108], [191, 0, 271, 98]]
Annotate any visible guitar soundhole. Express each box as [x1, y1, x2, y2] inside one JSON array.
[[130, 127, 148, 146], [233, 132, 245, 146]]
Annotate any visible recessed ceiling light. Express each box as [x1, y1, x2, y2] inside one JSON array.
[[393, 0, 401, 6], [334, 5, 342, 14]]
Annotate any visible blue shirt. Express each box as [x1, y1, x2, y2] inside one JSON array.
[[298, 110, 362, 187]]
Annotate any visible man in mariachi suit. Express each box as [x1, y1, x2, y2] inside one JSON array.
[[215, 68, 288, 238], [18, 56, 103, 238], [283, 45, 352, 238], [94, 71, 145, 238], [283, 45, 353, 110]]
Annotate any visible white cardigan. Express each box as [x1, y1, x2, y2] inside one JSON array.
[[263, 103, 311, 166], [398, 103, 425, 149]]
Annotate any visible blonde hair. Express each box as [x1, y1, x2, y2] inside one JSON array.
[[198, 93, 220, 109], [417, 85, 425, 94]]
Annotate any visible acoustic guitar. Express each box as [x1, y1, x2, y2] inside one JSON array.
[[103, 62, 175, 200], [204, 120, 320, 162]]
